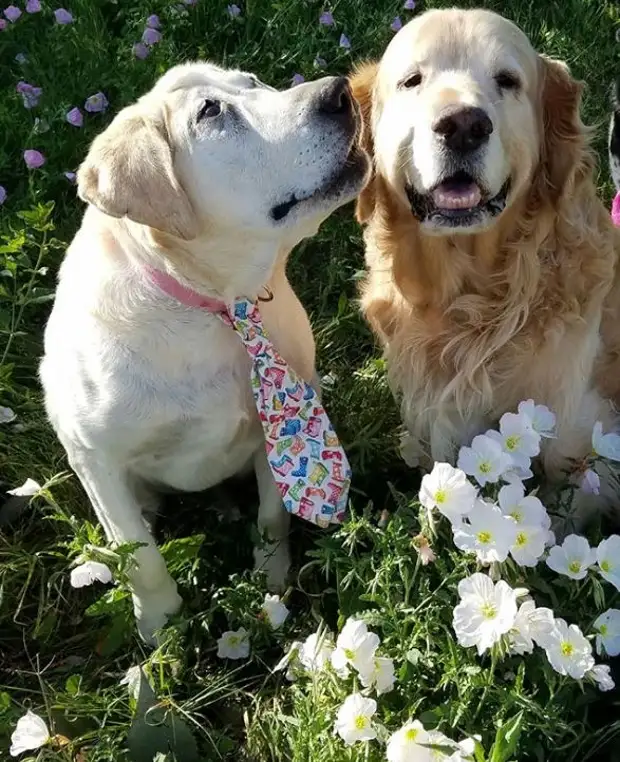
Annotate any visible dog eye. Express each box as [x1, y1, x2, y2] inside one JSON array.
[[495, 71, 520, 91], [400, 72, 423, 89], [197, 99, 222, 121]]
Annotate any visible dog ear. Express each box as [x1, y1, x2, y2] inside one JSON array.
[[350, 61, 379, 223], [77, 104, 198, 241], [537, 55, 590, 204]]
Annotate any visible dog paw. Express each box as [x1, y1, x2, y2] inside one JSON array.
[[132, 583, 183, 646], [254, 541, 290, 593]]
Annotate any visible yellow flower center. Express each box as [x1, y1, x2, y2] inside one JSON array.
[[481, 603, 497, 619], [354, 715, 368, 730], [477, 530, 492, 544], [515, 532, 528, 547], [568, 561, 581, 574], [435, 489, 447, 504], [405, 728, 419, 742], [601, 560, 611, 572], [599, 624, 608, 636], [229, 636, 239, 646], [344, 648, 355, 660], [505, 435, 520, 451], [510, 510, 523, 523], [479, 461, 491, 474], [561, 641, 574, 657]]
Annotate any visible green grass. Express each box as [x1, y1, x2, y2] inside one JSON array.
[[1, 1, 620, 760]]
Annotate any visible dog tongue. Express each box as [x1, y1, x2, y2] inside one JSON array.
[[432, 181, 482, 210]]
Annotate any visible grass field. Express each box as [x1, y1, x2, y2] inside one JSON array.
[[1, 0, 620, 760]]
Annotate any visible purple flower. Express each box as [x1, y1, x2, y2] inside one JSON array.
[[227, 4, 240, 17], [64, 171, 76, 183], [403, 0, 415, 8], [319, 10, 334, 26], [182, 0, 198, 5], [54, 8, 73, 24], [15, 52, 27, 64], [390, 16, 402, 32], [146, 14, 160, 28], [339, 33, 351, 50], [26, 0, 42, 12], [0, 185, 6, 205], [84, 92, 109, 113], [0, 18, 6, 29], [581, 468, 601, 495], [133, 41, 150, 59], [314, 55, 327, 69], [66, 107, 83, 127], [24, 150, 46, 169], [291, 73, 305, 86], [16, 81, 43, 109], [4, 5, 22, 22], [142, 27, 161, 45]]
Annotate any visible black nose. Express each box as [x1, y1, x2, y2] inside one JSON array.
[[316, 76, 352, 116], [432, 106, 493, 153]]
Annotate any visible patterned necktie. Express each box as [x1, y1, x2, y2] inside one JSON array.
[[220, 299, 350, 527]]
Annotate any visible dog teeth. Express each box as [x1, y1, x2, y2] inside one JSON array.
[[432, 186, 482, 210]]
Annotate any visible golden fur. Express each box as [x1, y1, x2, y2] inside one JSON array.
[[350, 9, 620, 486]]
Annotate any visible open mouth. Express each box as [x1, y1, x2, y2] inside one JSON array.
[[406, 170, 510, 229]]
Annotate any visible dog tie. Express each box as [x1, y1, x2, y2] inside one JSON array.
[[612, 193, 620, 227], [145, 267, 350, 527]]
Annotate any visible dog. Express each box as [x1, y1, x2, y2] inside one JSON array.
[[40, 62, 369, 643], [349, 8, 620, 499]]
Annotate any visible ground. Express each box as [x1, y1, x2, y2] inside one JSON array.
[[1, 1, 619, 761]]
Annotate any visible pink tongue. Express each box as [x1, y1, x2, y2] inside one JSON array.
[[432, 183, 482, 210]]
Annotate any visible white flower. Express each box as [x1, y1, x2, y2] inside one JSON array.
[[596, 536, 620, 590], [517, 400, 556, 438], [588, 664, 615, 692], [216, 628, 250, 660], [508, 599, 555, 654], [453, 737, 477, 762], [497, 483, 550, 528], [358, 655, 396, 695], [120, 665, 142, 699], [386, 720, 430, 762], [491, 411, 541, 469], [70, 561, 113, 588], [273, 641, 301, 681], [331, 618, 380, 674], [419, 463, 476, 524], [544, 619, 594, 679], [299, 630, 333, 672], [7, 478, 41, 497], [452, 500, 517, 563], [261, 593, 289, 628], [546, 534, 596, 580], [593, 609, 620, 657], [10, 710, 50, 757], [457, 434, 512, 486], [0, 405, 16, 423], [509, 523, 547, 567], [452, 573, 518, 655], [592, 421, 620, 461], [580, 469, 600, 495], [333, 693, 377, 746]]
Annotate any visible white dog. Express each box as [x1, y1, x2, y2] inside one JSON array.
[[40, 62, 368, 642]]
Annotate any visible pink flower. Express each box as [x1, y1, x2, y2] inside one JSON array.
[[84, 92, 108, 113], [24, 150, 46, 169], [133, 42, 149, 59], [0, 18, 7, 29], [291, 73, 305, 86], [390, 16, 402, 32], [26, 0, 42, 12], [64, 171, 76, 183], [54, 8, 73, 24], [581, 469, 601, 495], [65, 107, 83, 127], [339, 33, 351, 49], [16, 81, 42, 109], [413, 534, 436, 565], [404, 0, 415, 8], [227, 4, 240, 17], [0, 185, 7, 205], [146, 14, 160, 28], [319, 10, 334, 26], [142, 27, 161, 45], [4, 6, 22, 22]]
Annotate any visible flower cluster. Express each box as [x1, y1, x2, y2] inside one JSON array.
[[216, 592, 290, 659], [133, 13, 162, 60]]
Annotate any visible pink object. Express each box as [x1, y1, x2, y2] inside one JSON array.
[[146, 267, 350, 526], [612, 193, 620, 227]]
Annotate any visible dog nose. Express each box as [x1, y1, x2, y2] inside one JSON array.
[[432, 106, 493, 152], [316, 76, 352, 116]]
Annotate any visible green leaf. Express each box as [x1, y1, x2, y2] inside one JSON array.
[[65, 674, 82, 696], [489, 712, 524, 762]]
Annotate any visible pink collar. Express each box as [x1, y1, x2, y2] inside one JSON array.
[[612, 192, 620, 228], [145, 265, 227, 313]]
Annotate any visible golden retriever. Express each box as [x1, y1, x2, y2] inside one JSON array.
[[350, 8, 620, 493]]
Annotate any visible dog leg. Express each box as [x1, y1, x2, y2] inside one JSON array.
[[68, 450, 182, 644], [253, 447, 290, 591]]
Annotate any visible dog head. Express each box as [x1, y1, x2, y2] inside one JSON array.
[[351, 9, 585, 235], [77, 62, 369, 247]]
